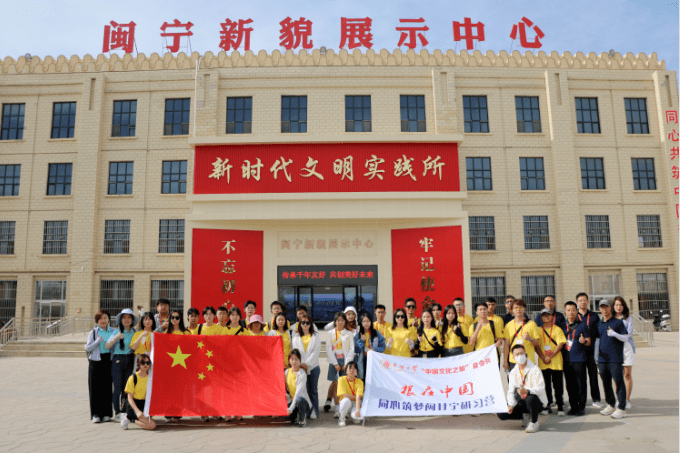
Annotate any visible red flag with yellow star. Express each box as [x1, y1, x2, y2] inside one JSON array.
[[146, 334, 287, 416]]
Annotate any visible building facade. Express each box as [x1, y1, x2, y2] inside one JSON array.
[[0, 48, 677, 328]]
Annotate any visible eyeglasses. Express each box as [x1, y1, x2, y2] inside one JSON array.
[[395, 315, 406, 319], [301, 321, 311, 326], [171, 316, 181, 320], [140, 361, 151, 365], [405, 305, 416, 309]]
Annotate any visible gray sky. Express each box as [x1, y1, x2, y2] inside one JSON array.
[[1, 0, 678, 76]]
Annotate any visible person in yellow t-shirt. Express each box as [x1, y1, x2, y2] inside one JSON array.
[[187, 308, 201, 335], [469, 302, 505, 352], [537, 308, 567, 415], [130, 313, 155, 355], [247, 314, 267, 336], [267, 312, 292, 368], [199, 306, 224, 336], [404, 298, 420, 328], [386, 308, 416, 357], [336, 361, 364, 427], [222, 307, 252, 336], [473, 297, 506, 335], [416, 309, 442, 358], [164, 310, 189, 335], [441, 304, 469, 356], [373, 304, 392, 341], [263, 301, 291, 333], [121, 354, 156, 431], [503, 299, 541, 373]]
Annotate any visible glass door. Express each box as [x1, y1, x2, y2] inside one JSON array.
[[312, 286, 343, 325]]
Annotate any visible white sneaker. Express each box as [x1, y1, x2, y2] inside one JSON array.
[[338, 418, 346, 427], [101, 416, 111, 423], [600, 405, 615, 416], [611, 409, 627, 419], [92, 416, 101, 424], [557, 410, 565, 417], [592, 401, 604, 408], [521, 413, 529, 428], [120, 414, 129, 430], [525, 422, 540, 433], [625, 401, 632, 410], [310, 412, 318, 420], [333, 410, 340, 419]]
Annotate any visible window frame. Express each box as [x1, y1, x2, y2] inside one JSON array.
[[520, 157, 545, 191], [624, 98, 650, 135], [575, 97, 601, 134], [515, 96, 541, 133], [580, 157, 606, 190], [632, 158, 657, 190], [523, 215, 550, 250], [0, 164, 21, 197], [158, 219, 185, 254], [469, 216, 496, 251], [585, 215, 611, 249], [466, 157, 492, 191], [51, 102, 77, 139], [111, 100, 137, 137], [42, 220, 69, 255], [107, 162, 134, 195], [281, 95, 307, 133], [0, 221, 15, 255], [1, 103, 25, 140], [400, 95, 426, 132], [163, 98, 191, 136], [161, 160, 187, 194], [226, 96, 252, 134], [521, 275, 556, 315], [345, 95, 372, 133], [104, 220, 131, 254], [463, 95, 489, 133], [636, 214, 662, 248], [46, 163, 73, 196]]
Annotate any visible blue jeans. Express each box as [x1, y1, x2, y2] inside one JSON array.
[[598, 361, 626, 410], [306, 366, 320, 417], [111, 354, 134, 414]]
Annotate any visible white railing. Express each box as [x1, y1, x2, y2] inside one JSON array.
[[0, 317, 94, 346], [0, 318, 16, 349], [631, 311, 654, 347]]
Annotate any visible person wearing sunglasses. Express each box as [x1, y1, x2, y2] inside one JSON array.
[[120, 354, 156, 431], [404, 298, 420, 328], [164, 310, 189, 335], [291, 314, 321, 419], [386, 308, 417, 357]]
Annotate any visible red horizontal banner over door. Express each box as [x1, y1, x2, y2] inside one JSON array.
[[194, 143, 459, 194]]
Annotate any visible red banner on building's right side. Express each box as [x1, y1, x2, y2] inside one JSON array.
[[391, 226, 464, 317]]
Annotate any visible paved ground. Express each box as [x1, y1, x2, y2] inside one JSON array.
[[0, 333, 677, 453]]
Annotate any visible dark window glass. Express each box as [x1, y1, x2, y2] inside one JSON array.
[[585, 215, 611, 249], [281, 96, 307, 133], [637, 215, 662, 248], [580, 158, 605, 190], [112, 100, 137, 137], [470, 277, 506, 307], [345, 95, 372, 132], [104, 220, 130, 254], [108, 162, 134, 195], [624, 98, 650, 134], [466, 157, 492, 191], [515, 96, 541, 133], [100, 280, 134, 322], [164, 98, 191, 136], [522, 275, 555, 314], [46, 163, 72, 196], [463, 96, 489, 133], [636, 273, 669, 320], [520, 157, 545, 190], [1, 103, 25, 140], [226, 97, 252, 134], [575, 97, 600, 134], [51, 102, 76, 139], [0, 164, 21, 196], [469, 216, 496, 251], [161, 160, 187, 194], [0, 221, 15, 255], [159, 219, 185, 253], [0, 280, 17, 323], [523, 215, 550, 250], [42, 220, 68, 255], [632, 158, 656, 190], [400, 95, 426, 132]]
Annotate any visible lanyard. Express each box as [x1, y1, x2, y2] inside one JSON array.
[[346, 377, 356, 395], [333, 330, 342, 350], [567, 323, 577, 341], [578, 312, 590, 326], [377, 322, 387, 337], [515, 321, 525, 342], [519, 368, 528, 386], [542, 324, 554, 346]]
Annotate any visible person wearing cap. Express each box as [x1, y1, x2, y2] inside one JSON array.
[[534, 295, 566, 329], [562, 301, 591, 416], [105, 308, 138, 422], [537, 308, 567, 416], [575, 292, 603, 408], [593, 299, 628, 419], [291, 313, 321, 419], [247, 314, 267, 336]]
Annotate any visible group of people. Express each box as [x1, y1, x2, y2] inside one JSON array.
[[85, 292, 635, 433]]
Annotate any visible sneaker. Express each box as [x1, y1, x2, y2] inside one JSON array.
[[310, 412, 318, 420], [521, 413, 529, 428], [600, 405, 615, 416], [550, 402, 557, 408], [120, 414, 129, 430], [333, 409, 340, 419], [557, 410, 565, 417], [338, 418, 346, 427], [611, 409, 627, 419], [525, 422, 540, 433], [625, 401, 632, 410], [592, 401, 604, 408], [324, 399, 332, 412], [114, 413, 121, 422], [298, 419, 307, 427], [101, 416, 111, 423], [92, 416, 101, 424]]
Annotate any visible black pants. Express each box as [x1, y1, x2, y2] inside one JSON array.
[[289, 399, 310, 424], [88, 354, 113, 419], [442, 347, 464, 357], [541, 369, 564, 410], [565, 361, 587, 412], [497, 394, 542, 424], [584, 347, 601, 402], [126, 398, 146, 422], [598, 362, 626, 411], [111, 354, 135, 415]]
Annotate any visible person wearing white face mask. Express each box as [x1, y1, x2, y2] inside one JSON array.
[[497, 344, 548, 433]]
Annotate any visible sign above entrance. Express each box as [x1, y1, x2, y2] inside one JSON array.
[[277, 231, 377, 257], [278, 265, 378, 286], [194, 143, 459, 195]]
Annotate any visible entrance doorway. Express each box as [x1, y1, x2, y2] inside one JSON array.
[[278, 285, 377, 326]]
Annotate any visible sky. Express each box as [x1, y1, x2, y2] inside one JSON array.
[[1, 0, 678, 77]]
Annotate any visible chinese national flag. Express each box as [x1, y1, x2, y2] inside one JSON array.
[[148, 334, 287, 416]]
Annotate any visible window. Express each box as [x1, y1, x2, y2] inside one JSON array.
[[161, 160, 187, 194], [575, 98, 600, 133], [400, 95, 426, 132], [0, 164, 21, 196], [164, 98, 191, 136], [522, 275, 555, 315], [159, 219, 185, 253], [471, 276, 506, 307], [515, 96, 541, 133], [42, 221, 68, 255], [520, 157, 545, 190], [34, 281, 67, 318], [0, 221, 15, 255], [104, 220, 130, 254], [589, 274, 621, 312], [523, 215, 550, 250], [281, 96, 307, 133], [0, 280, 17, 323], [463, 96, 489, 133], [51, 102, 76, 139], [466, 157, 492, 191], [637, 273, 669, 320], [345, 95, 372, 132], [625, 98, 649, 134], [100, 280, 134, 323], [108, 162, 134, 195], [632, 158, 656, 190], [469, 216, 496, 251], [580, 158, 605, 190], [151, 280, 184, 315], [1, 103, 25, 140], [585, 215, 611, 249], [637, 215, 662, 248], [226, 97, 252, 134], [112, 100, 137, 137], [46, 163, 72, 196]]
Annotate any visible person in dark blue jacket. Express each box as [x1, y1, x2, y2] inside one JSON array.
[[535, 295, 566, 329], [593, 299, 628, 419], [562, 301, 590, 416]]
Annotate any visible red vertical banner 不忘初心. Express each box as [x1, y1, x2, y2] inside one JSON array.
[[191, 229, 263, 321], [391, 226, 464, 317]]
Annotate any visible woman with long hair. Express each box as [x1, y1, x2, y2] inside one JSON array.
[[130, 313, 155, 356], [164, 309, 189, 335], [120, 354, 156, 431], [354, 312, 385, 379], [291, 314, 321, 419], [416, 309, 442, 358], [106, 309, 138, 422], [285, 349, 312, 427], [223, 307, 252, 336], [324, 312, 355, 418], [613, 296, 635, 409], [267, 312, 292, 368], [85, 309, 116, 423], [386, 308, 417, 357], [440, 304, 468, 357]]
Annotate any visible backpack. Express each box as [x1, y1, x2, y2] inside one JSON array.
[[120, 373, 139, 413]]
